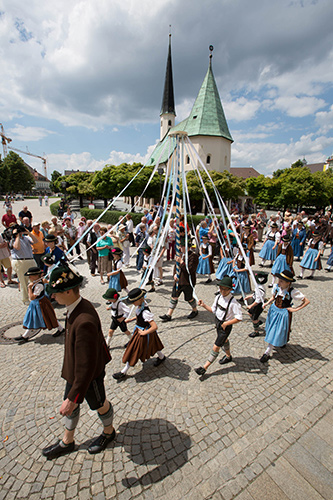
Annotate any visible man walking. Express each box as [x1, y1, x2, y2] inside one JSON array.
[[42, 262, 115, 459]]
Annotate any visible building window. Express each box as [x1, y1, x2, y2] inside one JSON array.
[[224, 155, 227, 166], [206, 155, 211, 164], [193, 115, 197, 119], [161, 120, 163, 126], [186, 155, 190, 164], [168, 120, 172, 126]]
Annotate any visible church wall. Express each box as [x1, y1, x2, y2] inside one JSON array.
[[183, 135, 231, 173]]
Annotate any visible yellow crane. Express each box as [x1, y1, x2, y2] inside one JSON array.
[[0, 123, 12, 158]]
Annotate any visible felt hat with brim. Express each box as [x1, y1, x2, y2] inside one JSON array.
[[24, 266, 42, 276], [271, 223, 278, 228], [276, 270, 296, 282], [127, 288, 147, 302], [313, 230, 321, 236], [216, 276, 233, 289], [119, 224, 126, 230], [254, 271, 268, 284], [44, 234, 57, 242], [102, 288, 119, 300], [142, 246, 151, 254], [46, 263, 83, 294], [244, 223, 252, 228], [282, 234, 291, 242], [111, 247, 123, 256], [41, 254, 56, 265]]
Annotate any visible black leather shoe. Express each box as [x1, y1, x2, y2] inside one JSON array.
[[159, 314, 172, 322], [154, 356, 166, 367], [42, 440, 75, 460], [205, 278, 212, 284], [88, 430, 116, 454], [14, 335, 28, 343], [260, 353, 271, 363], [219, 355, 232, 365], [187, 310, 198, 319], [113, 372, 126, 380], [249, 331, 260, 338], [195, 366, 206, 376], [52, 329, 64, 338], [305, 275, 314, 280]]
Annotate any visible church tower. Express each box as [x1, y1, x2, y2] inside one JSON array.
[[160, 33, 176, 141]]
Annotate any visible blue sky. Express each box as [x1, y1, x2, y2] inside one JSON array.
[[1, 0, 333, 178]]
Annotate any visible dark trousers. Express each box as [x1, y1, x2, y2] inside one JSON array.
[[89, 250, 98, 274]]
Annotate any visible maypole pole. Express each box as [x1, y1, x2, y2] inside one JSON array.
[[169, 130, 188, 290]]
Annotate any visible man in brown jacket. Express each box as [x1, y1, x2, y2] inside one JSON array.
[[159, 236, 199, 322], [42, 262, 114, 459]]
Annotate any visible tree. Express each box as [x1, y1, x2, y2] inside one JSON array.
[[2, 152, 35, 192], [49, 170, 62, 192]]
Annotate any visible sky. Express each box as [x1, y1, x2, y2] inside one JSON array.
[[1, 0, 333, 179]]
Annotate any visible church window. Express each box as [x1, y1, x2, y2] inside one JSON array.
[[193, 115, 197, 119], [168, 120, 172, 126], [186, 155, 190, 164], [206, 155, 211, 164], [224, 155, 227, 166]]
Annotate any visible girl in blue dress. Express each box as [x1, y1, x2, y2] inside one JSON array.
[[14, 267, 64, 344], [325, 245, 333, 272], [107, 247, 128, 292], [269, 235, 294, 288], [260, 270, 309, 363], [291, 222, 307, 260], [299, 230, 324, 280], [215, 244, 233, 280], [231, 247, 251, 295], [196, 235, 214, 283], [259, 223, 280, 267]]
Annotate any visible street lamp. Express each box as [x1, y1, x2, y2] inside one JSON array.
[[157, 166, 164, 201]]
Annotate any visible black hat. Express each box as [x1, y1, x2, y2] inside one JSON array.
[[275, 270, 296, 282], [111, 247, 123, 256], [271, 223, 278, 228], [41, 254, 56, 265], [127, 288, 147, 302], [216, 276, 233, 289], [45, 234, 57, 242], [313, 230, 321, 236], [254, 271, 268, 284], [244, 223, 252, 228], [102, 288, 119, 300], [46, 261, 83, 294], [142, 246, 151, 254], [282, 234, 291, 242], [24, 266, 42, 276]]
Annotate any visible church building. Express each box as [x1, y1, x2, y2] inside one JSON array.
[[149, 36, 233, 174]]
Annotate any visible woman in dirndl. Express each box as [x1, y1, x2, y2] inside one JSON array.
[[299, 230, 324, 280], [196, 235, 215, 283], [231, 247, 251, 295], [216, 244, 233, 280], [260, 270, 309, 363], [112, 288, 166, 380], [291, 222, 307, 260], [259, 223, 280, 266], [269, 234, 294, 288], [107, 247, 128, 292]]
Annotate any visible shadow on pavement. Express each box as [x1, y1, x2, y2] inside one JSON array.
[[199, 355, 269, 380], [118, 418, 191, 488], [133, 357, 191, 382], [273, 344, 329, 364]]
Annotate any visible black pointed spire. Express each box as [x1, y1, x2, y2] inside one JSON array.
[[160, 33, 176, 116]]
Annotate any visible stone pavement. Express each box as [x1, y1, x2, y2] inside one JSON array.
[[0, 198, 332, 500]]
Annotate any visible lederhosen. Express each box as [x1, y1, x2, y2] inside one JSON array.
[[274, 287, 293, 341], [110, 300, 128, 333], [214, 295, 234, 347]]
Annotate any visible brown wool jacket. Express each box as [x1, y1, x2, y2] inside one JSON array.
[[62, 298, 111, 404]]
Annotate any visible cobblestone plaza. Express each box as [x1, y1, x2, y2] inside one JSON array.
[[0, 199, 332, 499]]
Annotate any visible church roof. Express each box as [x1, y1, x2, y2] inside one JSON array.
[[172, 57, 233, 142], [160, 34, 176, 116]]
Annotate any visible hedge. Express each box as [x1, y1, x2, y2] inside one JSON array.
[[50, 203, 210, 229]]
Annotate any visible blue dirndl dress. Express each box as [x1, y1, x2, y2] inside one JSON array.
[[23, 298, 46, 329], [197, 255, 211, 275], [259, 239, 277, 261], [264, 303, 290, 347], [300, 248, 319, 270], [327, 247, 333, 267], [291, 229, 306, 258], [271, 254, 291, 275], [216, 257, 233, 279], [231, 267, 251, 295], [109, 273, 121, 291]]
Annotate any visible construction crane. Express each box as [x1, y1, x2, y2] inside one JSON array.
[[0, 123, 12, 158], [9, 146, 47, 178]]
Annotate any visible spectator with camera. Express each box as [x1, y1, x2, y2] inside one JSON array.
[[10, 225, 38, 304]]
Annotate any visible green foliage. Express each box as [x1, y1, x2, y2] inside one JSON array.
[[184, 170, 245, 203], [50, 201, 60, 216], [1, 152, 35, 192], [50, 170, 62, 192], [80, 209, 144, 226]]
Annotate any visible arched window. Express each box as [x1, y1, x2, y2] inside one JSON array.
[[168, 120, 172, 126], [224, 155, 227, 166], [206, 155, 211, 164], [186, 155, 190, 164]]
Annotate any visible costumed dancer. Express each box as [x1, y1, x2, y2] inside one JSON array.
[[269, 234, 294, 288], [142, 246, 155, 293], [112, 288, 166, 380], [231, 246, 251, 296], [194, 276, 242, 376], [196, 234, 214, 284], [215, 244, 233, 280], [43, 234, 65, 275], [103, 288, 131, 348], [298, 230, 324, 280], [259, 223, 280, 267], [14, 267, 64, 345], [244, 271, 268, 338], [291, 222, 307, 261], [325, 245, 333, 272], [159, 236, 199, 322], [107, 247, 129, 292], [240, 223, 255, 265], [260, 270, 310, 363]]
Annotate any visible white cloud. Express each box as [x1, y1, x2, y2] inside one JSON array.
[[272, 96, 326, 118], [315, 104, 333, 135], [8, 124, 55, 142], [224, 98, 261, 122]]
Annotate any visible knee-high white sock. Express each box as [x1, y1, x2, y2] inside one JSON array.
[[265, 344, 273, 355], [57, 321, 64, 331], [310, 269, 315, 277], [299, 268, 304, 277], [121, 362, 130, 374], [156, 351, 164, 359]]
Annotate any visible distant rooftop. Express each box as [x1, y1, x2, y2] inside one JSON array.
[[230, 167, 261, 179]]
